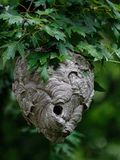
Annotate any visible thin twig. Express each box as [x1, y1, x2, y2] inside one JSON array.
[[18, 3, 27, 11], [27, 0, 34, 13]]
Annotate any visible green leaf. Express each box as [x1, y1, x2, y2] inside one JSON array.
[[0, 12, 23, 25], [2, 42, 25, 66], [57, 43, 68, 55], [44, 26, 66, 41], [2, 42, 17, 66], [69, 26, 86, 37], [114, 48, 120, 58], [39, 53, 49, 65], [36, 8, 55, 16], [30, 35, 39, 47], [50, 52, 58, 59], [65, 131, 82, 147], [58, 54, 71, 62], [57, 42, 74, 57], [34, 0, 46, 7], [106, 0, 120, 19], [27, 53, 40, 70], [76, 42, 103, 60], [53, 131, 82, 158], [26, 15, 47, 25], [100, 47, 111, 61], [16, 42, 25, 57], [38, 64, 49, 82]]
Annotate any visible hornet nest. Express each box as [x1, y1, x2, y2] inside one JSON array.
[[12, 53, 94, 143]]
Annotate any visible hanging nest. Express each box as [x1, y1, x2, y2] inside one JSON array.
[[12, 53, 94, 143]]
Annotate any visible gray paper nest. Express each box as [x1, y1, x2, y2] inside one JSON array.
[[13, 54, 94, 143]]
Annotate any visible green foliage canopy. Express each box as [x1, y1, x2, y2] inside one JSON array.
[[0, 0, 120, 80]]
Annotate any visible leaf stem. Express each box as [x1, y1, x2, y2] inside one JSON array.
[[18, 3, 27, 11], [106, 60, 120, 64]]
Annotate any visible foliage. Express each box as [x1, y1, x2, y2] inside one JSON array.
[[0, 0, 120, 80], [50, 131, 83, 160], [0, 0, 120, 160]]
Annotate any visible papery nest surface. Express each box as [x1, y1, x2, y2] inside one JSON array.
[[13, 54, 94, 143]]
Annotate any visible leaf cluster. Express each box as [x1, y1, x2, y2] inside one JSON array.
[[0, 0, 120, 80]]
